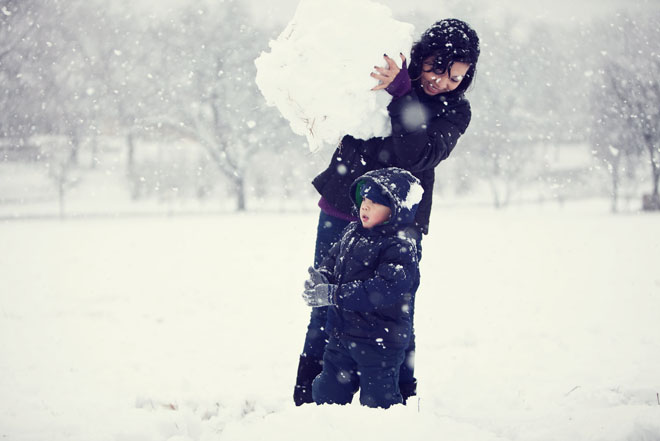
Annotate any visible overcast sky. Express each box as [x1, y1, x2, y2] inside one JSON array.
[[134, 0, 659, 27], [242, 0, 659, 27]]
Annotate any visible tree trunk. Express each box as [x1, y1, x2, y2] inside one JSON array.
[[610, 162, 619, 213], [234, 175, 246, 211], [642, 138, 660, 211], [68, 135, 80, 166], [652, 154, 659, 198], [58, 178, 66, 219], [643, 134, 659, 197], [126, 133, 135, 173], [488, 178, 501, 210], [90, 136, 98, 169]]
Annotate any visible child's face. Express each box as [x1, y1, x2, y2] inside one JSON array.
[[359, 197, 391, 229]]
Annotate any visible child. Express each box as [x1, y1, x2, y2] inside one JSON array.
[[302, 167, 423, 408]]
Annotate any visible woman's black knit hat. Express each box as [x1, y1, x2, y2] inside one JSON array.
[[409, 19, 480, 95]]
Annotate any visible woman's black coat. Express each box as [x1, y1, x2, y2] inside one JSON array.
[[312, 84, 471, 235]]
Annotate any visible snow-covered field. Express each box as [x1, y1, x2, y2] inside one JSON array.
[[1, 204, 659, 441]]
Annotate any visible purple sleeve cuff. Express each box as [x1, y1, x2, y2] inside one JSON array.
[[385, 61, 411, 99], [318, 197, 359, 222]]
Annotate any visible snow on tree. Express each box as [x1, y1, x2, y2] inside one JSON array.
[[458, 18, 543, 208], [590, 13, 660, 211], [254, 0, 414, 151], [590, 60, 644, 213], [110, 0, 299, 210]]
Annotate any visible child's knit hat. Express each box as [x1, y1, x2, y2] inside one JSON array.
[[359, 182, 392, 209], [349, 167, 423, 227]]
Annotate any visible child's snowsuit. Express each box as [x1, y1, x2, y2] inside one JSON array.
[[312, 167, 423, 408]]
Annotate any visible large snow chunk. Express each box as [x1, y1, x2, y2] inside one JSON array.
[[254, 0, 415, 151]]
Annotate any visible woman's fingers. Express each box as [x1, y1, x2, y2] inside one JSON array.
[[372, 66, 397, 81], [384, 54, 400, 70], [371, 72, 389, 81], [370, 72, 390, 90], [371, 70, 393, 90], [370, 53, 403, 90], [382, 54, 401, 75], [372, 66, 388, 76]]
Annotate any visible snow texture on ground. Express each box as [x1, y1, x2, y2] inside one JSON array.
[[254, 0, 414, 151], [1, 206, 659, 441]]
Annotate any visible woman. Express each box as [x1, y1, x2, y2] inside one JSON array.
[[294, 18, 480, 406]]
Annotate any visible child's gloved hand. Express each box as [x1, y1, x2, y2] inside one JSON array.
[[303, 284, 337, 308], [304, 266, 329, 290]]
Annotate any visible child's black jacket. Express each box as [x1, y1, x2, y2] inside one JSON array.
[[318, 168, 423, 349]]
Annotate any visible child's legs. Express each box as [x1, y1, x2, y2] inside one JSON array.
[[348, 341, 406, 409], [312, 337, 359, 405]]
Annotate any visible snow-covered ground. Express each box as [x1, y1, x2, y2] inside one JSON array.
[[1, 204, 659, 441]]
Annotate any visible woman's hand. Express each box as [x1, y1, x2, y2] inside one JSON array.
[[371, 53, 407, 91]]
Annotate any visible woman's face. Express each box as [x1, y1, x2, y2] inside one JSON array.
[[420, 57, 471, 96]]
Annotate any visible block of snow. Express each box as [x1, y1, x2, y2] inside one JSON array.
[[254, 0, 415, 151]]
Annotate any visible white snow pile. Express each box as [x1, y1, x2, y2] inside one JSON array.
[[254, 0, 415, 151]]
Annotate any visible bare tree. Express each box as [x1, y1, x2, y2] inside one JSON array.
[[125, 0, 292, 211], [0, 0, 39, 140], [460, 17, 548, 208], [0, 0, 37, 62], [591, 14, 660, 211], [590, 60, 644, 212]]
